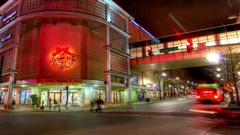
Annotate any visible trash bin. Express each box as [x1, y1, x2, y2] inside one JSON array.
[[146, 98, 150, 102]]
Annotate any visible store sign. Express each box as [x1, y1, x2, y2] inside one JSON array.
[[160, 46, 178, 53], [1, 34, 12, 43], [3, 11, 17, 23]]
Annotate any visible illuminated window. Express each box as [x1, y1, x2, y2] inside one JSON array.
[[227, 31, 239, 44], [206, 35, 216, 46], [20, 90, 32, 104], [219, 33, 228, 45], [0, 91, 5, 104], [136, 47, 143, 58], [151, 44, 159, 55], [173, 40, 182, 52], [158, 43, 165, 54], [198, 36, 208, 43]]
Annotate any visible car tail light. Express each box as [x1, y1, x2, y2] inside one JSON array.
[[214, 95, 218, 99], [196, 95, 200, 99]]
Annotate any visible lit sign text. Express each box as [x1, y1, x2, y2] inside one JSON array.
[[3, 11, 17, 23], [1, 34, 12, 43]]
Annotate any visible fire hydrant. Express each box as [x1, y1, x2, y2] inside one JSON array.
[[58, 104, 61, 112]]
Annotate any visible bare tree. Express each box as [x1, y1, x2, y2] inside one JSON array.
[[217, 44, 240, 105]]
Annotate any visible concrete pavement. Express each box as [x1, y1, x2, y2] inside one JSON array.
[[1, 96, 240, 113], [0, 100, 154, 112]]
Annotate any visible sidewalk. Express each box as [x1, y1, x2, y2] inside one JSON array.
[[223, 102, 240, 110], [0, 100, 155, 113]]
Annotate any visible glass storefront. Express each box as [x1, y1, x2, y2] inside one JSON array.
[[47, 89, 82, 106], [61, 91, 79, 104], [94, 89, 105, 100], [49, 92, 61, 103], [20, 90, 32, 104], [0, 91, 5, 104]]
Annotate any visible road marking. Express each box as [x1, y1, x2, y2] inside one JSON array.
[[189, 109, 217, 114]]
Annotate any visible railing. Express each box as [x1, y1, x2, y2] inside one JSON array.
[[20, 0, 106, 20]]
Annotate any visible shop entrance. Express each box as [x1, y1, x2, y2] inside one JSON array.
[[49, 92, 61, 103], [61, 90, 81, 106], [68, 92, 78, 104]]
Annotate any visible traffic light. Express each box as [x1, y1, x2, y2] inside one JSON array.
[[147, 46, 153, 56], [186, 39, 193, 53]]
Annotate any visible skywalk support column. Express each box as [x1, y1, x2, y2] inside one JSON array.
[[158, 71, 164, 100], [105, 3, 112, 103]]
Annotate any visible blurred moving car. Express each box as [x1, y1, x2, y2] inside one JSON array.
[[195, 84, 224, 103]]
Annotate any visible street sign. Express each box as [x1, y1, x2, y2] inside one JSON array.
[[160, 46, 178, 53]]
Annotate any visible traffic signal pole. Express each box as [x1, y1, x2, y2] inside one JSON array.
[[64, 86, 69, 109]]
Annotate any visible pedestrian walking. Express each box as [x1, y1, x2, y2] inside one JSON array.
[[96, 99, 105, 112], [90, 100, 94, 112], [54, 99, 58, 110]]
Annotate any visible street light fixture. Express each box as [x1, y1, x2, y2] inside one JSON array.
[[162, 72, 167, 77], [206, 53, 229, 82], [238, 71, 240, 76]]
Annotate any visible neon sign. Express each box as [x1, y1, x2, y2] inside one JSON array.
[[50, 47, 75, 69], [3, 11, 17, 23], [1, 34, 12, 43]]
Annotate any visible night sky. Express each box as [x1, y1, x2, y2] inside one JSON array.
[[114, 0, 239, 38], [0, 0, 7, 6]]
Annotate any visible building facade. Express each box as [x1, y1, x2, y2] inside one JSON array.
[[0, 0, 159, 109]]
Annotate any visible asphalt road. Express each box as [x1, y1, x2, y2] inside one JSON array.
[[0, 96, 240, 135]]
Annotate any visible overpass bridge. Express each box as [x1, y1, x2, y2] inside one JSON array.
[[130, 23, 240, 72]]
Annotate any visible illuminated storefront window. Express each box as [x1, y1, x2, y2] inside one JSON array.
[[94, 90, 105, 100], [0, 91, 5, 104], [61, 90, 80, 105], [20, 90, 31, 104]]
